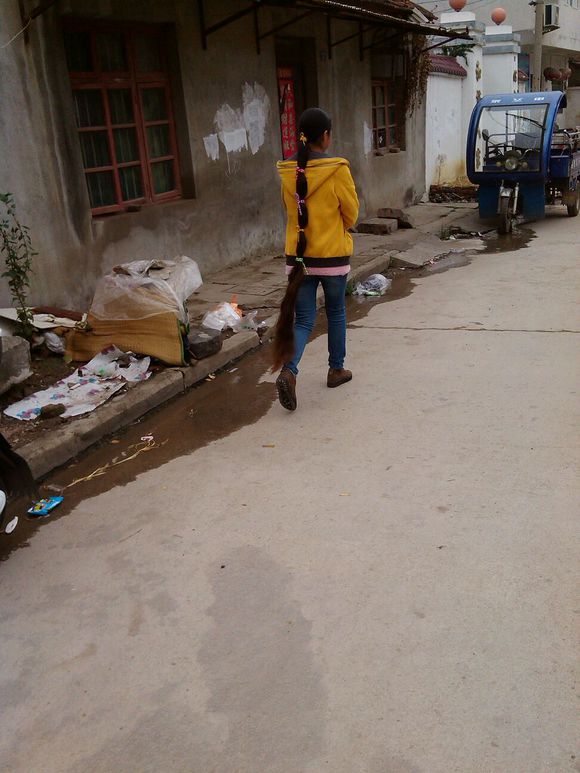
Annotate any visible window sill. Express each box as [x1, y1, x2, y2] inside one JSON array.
[[90, 196, 195, 234], [373, 147, 405, 156]]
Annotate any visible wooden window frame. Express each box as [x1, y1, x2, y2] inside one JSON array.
[[371, 78, 401, 153], [63, 19, 181, 216]]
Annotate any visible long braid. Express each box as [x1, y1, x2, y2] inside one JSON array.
[[271, 132, 311, 372]]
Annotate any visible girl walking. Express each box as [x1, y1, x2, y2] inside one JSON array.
[[272, 108, 359, 411]]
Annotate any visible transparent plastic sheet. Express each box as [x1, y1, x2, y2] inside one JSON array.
[[90, 257, 202, 323], [353, 274, 392, 296], [202, 302, 243, 331]]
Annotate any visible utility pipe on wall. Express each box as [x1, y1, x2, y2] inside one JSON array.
[[532, 0, 545, 92]]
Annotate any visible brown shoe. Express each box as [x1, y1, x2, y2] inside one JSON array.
[[327, 368, 352, 388], [276, 368, 297, 411]]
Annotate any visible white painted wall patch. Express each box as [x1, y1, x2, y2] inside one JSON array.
[[363, 122, 373, 157], [242, 82, 271, 155], [203, 133, 220, 161]]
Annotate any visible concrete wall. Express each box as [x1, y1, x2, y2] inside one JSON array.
[[425, 74, 465, 188], [471, 0, 580, 55], [0, 0, 427, 309], [564, 86, 580, 126]]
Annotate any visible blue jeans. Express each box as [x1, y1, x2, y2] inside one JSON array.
[[285, 274, 348, 375]]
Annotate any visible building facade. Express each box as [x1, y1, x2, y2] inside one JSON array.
[[0, 0, 464, 309]]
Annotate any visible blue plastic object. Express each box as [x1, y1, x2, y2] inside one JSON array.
[[28, 496, 64, 517]]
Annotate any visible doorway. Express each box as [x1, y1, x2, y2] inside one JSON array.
[[275, 37, 319, 159]]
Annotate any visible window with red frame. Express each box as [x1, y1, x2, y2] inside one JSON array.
[[63, 22, 181, 215], [371, 80, 400, 151]]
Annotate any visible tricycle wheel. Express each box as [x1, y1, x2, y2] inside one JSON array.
[[567, 187, 579, 217], [498, 197, 513, 234]]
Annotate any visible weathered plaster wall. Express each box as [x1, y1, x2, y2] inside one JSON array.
[[0, 0, 426, 309], [425, 74, 465, 188]]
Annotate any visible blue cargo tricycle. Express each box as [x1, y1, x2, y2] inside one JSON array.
[[466, 91, 580, 233]]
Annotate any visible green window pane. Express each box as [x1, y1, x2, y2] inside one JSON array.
[[389, 126, 398, 145], [114, 128, 139, 163], [388, 105, 397, 125], [108, 90, 134, 125], [79, 131, 111, 168], [142, 88, 167, 121], [73, 90, 104, 128], [97, 32, 127, 71], [374, 86, 384, 107], [377, 128, 387, 148], [64, 31, 93, 71], [147, 125, 170, 158], [376, 108, 386, 128], [86, 171, 116, 208], [151, 160, 175, 194], [119, 167, 144, 201], [135, 35, 162, 72]]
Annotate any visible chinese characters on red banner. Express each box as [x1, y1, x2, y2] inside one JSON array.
[[277, 67, 297, 159]]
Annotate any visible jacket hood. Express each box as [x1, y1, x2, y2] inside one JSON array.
[[277, 157, 351, 198]]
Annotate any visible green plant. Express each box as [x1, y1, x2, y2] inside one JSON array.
[[441, 43, 476, 64], [0, 193, 35, 339]]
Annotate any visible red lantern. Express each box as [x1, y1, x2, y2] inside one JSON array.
[[562, 67, 572, 80], [543, 67, 560, 81], [491, 7, 507, 24], [449, 0, 467, 11]]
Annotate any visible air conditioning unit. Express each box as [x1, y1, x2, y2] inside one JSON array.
[[544, 4, 560, 30]]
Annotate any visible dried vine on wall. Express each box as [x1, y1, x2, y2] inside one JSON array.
[[404, 35, 430, 114]]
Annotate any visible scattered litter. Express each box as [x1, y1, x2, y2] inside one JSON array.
[[262, 444, 276, 448], [233, 310, 258, 332], [110, 439, 121, 444], [43, 331, 66, 355], [0, 308, 86, 330], [353, 274, 392, 297], [28, 496, 64, 517], [339, 492, 351, 497], [43, 483, 65, 494], [4, 346, 151, 421], [228, 368, 238, 373], [202, 302, 243, 331], [65, 436, 167, 489], [4, 516, 18, 534]]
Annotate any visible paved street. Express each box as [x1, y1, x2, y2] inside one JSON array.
[[1, 212, 578, 773]]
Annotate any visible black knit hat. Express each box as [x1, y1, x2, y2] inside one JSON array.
[[298, 108, 332, 143]]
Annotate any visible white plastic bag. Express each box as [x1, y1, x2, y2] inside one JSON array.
[[201, 302, 242, 331], [353, 274, 392, 296], [90, 256, 203, 323], [233, 310, 258, 332]]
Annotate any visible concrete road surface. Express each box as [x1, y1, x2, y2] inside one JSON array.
[[1, 212, 578, 773]]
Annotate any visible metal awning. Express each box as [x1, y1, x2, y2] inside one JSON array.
[[197, 0, 472, 55]]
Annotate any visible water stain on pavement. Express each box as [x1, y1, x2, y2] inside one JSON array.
[[199, 545, 327, 772], [0, 225, 535, 560]]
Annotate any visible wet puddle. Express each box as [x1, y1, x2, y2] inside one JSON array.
[[0, 224, 536, 560]]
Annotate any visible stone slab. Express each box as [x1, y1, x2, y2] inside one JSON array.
[[377, 208, 415, 229], [0, 336, 32, 397], [357, 218, 399, 236]]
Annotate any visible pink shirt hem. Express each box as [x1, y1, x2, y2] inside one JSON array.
[[285, 265, 350, 277]]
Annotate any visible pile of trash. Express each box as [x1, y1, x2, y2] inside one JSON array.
[[4, 346, 150, 421], [68, 257, 203, 367]]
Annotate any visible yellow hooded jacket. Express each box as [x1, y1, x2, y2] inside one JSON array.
[[277, 157, 359, 268]]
